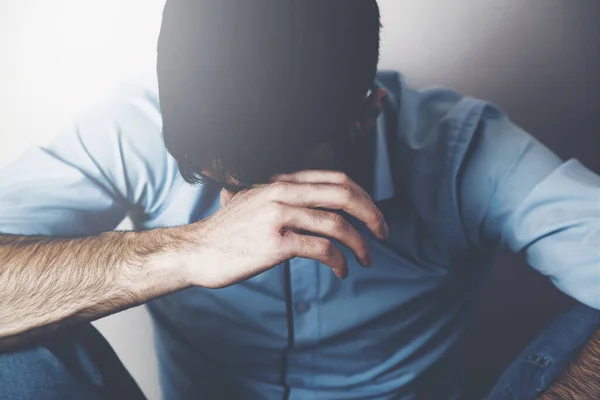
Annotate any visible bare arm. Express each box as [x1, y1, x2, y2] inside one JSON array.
[[0, 171, 387, 351], [0, 228, 189, 350]]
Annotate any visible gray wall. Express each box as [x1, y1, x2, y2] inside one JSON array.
[[377, 1, 599, 397]]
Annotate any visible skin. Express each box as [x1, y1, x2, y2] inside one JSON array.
[[0, 90, 387, 349]]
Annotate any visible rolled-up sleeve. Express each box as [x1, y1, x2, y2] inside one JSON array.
[[459, 104, 600, 309], [0, 82, 176, 237]]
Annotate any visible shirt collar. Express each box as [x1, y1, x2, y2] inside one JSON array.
[[370, 82, 397, 203]]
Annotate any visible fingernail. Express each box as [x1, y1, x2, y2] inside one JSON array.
[[365, 252, 373, 267], [383, 222, 390, 239], [357, 255, 369, 268]]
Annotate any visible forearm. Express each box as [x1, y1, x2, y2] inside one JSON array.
[[538, 328, 600, 399], [0, 228, 190, 349]]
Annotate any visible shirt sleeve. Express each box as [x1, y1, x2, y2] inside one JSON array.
[[459, 104, 600, 309], [0, 81, 178, 237]]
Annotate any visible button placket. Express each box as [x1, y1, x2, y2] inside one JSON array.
[[294, 301, 311, 314], [287, 258, 320, 392]]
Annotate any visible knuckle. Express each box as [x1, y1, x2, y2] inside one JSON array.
[[319, 240, 335, 256], [329, 213, 347, 230], [298, 235, 314, 252], [268, 181, 289, 198], [339, 185, 354, 204], [269, 203, 287, 223], [340, 183, 352, 193], [309, 212, 326, 227], [332, 171, 349, 184], [272, 230, 289, 246]]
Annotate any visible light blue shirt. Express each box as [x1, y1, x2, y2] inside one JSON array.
[[0, 71, 598, 399]]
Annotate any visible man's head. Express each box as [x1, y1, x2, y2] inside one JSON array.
[[158, 0, 382, 191]]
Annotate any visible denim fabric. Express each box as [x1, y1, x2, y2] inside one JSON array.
[[0, 324, 145, 400], [485, 305, 600, 400], [0, 307, 598, 399]]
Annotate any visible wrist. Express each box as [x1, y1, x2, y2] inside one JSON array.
[[123, 227, 194, 298], [170, 220, 219, 288]]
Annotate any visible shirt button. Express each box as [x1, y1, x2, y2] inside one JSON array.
[[294, 301, 311, 314]]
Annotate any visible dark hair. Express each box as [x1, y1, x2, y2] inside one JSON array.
[[158, 0, 381, 188]]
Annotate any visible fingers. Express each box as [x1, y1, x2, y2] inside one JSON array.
[[367, 88, 387, 108], [274, 170, 371, 198], [268, 177, 389, 240], [360, 89, 387, 131], [285, 232, 348, 279], [281, 205, 372, 267]]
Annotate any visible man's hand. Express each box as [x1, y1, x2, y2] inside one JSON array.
[[0, 170, 386, 348], [185, 170, 389, 288]]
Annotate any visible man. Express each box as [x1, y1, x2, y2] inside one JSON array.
[[0, 1, 598, 399]]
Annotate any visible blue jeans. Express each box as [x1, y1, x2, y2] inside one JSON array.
[[485, 304, 600, 400], [0, 323, 145, 400], [0, 306, 598, 400]]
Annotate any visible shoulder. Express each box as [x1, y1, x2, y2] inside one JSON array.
[[47, 70, 181, 215], [376, 70, 487, 197], [70, 71, 165, 155], [375, 70, 523, 249], [375, 69, 535, 184], [376, 70, 484, 150]]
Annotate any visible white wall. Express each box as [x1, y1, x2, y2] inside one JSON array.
[[0, 1, 166, 398], [0, 0, 165, 167], [0, 1, 597, 400], [3, 0, 597, 168]]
